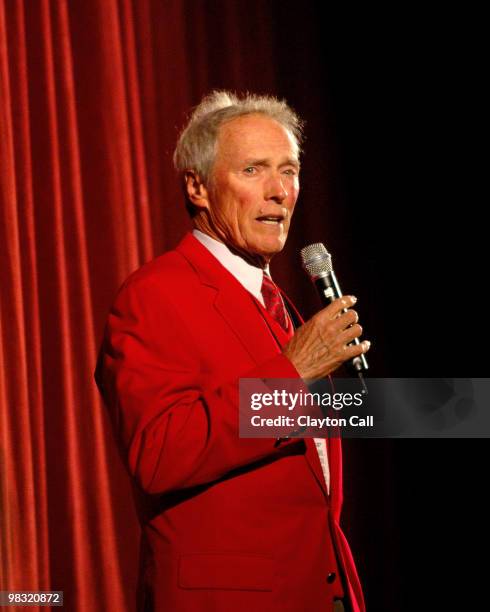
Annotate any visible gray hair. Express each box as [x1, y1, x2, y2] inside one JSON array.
[[173, 90, 304, 185]]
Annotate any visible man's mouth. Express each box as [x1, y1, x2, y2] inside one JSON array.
[[256, 215, 285, 225]]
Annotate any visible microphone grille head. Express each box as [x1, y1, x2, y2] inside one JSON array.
[[300, 243, 332, 279]]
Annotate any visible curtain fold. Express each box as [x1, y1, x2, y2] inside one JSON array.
[[1, 0, 50, 599]]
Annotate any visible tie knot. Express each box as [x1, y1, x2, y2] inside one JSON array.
[[261, 272, 275, 292]]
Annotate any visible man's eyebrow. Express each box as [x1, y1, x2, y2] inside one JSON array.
[[242, 158, 301, 168], [281, 158, 301, 169], [242, 158, 269, 166]]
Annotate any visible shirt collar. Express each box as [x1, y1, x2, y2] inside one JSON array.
[[192, 229, 269, 305]]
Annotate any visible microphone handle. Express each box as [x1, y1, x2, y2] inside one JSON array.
[[313, 270, 369, 376]]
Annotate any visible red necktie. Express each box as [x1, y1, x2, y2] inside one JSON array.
[[261, 273, 290, 332]]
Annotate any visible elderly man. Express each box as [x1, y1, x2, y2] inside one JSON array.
[[96, 91, 370, 612]]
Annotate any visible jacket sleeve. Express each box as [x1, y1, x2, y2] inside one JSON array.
[[95, 275, 303, 496]]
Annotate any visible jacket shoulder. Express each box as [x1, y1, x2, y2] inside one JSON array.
[[119, 248, 198, 297]]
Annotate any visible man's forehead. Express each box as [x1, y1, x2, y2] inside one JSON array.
[[217, 114, 299, 159]]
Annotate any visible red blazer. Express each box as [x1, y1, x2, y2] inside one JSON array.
[[96, 233, 365, 612]]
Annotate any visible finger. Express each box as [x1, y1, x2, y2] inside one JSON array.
[[323, 295, 357, 320], [347, 340, 371, 359], [343, 339, 371, 360], [327, 308, 359, 335], [338, 323, 363, 345], [338, 308, 359, 328]]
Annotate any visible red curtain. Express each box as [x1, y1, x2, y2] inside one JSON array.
[[0, 1, 288, 610]]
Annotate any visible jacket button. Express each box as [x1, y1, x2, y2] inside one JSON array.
[[326, 572, 336, 584]]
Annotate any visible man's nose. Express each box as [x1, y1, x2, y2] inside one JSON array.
[[265, 173, 288, 203]]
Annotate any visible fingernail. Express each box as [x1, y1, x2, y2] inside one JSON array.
[[351, 295, 357, 303], [364, 340, 371, 350]]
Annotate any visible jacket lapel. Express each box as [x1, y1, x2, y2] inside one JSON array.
[[176, 233, 279, 364]]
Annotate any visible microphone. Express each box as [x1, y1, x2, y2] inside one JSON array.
[[300, 242, 369, 391]]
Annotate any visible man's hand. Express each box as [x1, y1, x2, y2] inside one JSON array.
[[283, 295, 370, 379]]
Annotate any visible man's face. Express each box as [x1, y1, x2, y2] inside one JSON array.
[[194, 114, 300, 264]]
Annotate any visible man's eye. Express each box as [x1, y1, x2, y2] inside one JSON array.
[[283, 168, 297, 176], [244, 167, 257, 175]]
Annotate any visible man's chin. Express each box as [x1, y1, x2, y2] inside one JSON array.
[[226, 236, 288, 267], [251, 242, 287, 264]]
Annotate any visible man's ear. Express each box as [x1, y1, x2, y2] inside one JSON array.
[[184, 171, 210, 210]]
